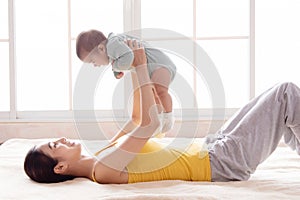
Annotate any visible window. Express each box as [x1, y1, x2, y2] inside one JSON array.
[[15, 0, 69, 111], [197, 39, 249, 108], [3, 0, 300, 122], [0, 0, 9, 112], [197, 0, 250, 108], [0, 0, 8, 38], [0, 43, 9, 112], [13, 0, 124, 112], [71, 0, 124, 111], [141, 0, 193, 37], [141, 0, 250, 108], [256, 0, 300, 94], [196, 0, 249, 37]]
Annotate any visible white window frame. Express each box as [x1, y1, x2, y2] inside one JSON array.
[[0, 0, 254, 122]]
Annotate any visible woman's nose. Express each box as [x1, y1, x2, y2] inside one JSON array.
[[57, 137, 67, 143]]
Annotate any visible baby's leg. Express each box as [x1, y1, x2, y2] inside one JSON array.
[[209, 82, 300, 181], [151, 67, 172, 113]]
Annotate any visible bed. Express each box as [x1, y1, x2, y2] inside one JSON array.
[[1, 137, 299, 200]]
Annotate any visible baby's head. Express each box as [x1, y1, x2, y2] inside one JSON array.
[[76, 30, 109, 67]]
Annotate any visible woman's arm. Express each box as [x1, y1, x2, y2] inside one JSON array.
[[109, 71, 141, 144], [97, 41, 160, 183]]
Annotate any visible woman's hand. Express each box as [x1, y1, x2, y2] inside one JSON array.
[[126, 40, 147, 67]]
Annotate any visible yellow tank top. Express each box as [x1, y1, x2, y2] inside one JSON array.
[[126, 139, 211, 183]]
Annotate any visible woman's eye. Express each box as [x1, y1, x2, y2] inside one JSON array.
[[53, 143, 57, 148]]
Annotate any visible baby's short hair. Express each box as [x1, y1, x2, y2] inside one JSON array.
[[76, 29, 107, 60]]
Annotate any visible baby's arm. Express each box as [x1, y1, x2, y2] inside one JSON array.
[[107, 35, 134, 70]]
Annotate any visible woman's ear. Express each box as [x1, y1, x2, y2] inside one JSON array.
[[54, 162, 68, 174]]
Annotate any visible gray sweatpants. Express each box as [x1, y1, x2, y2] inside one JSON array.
[[207, 82, 300, 181]]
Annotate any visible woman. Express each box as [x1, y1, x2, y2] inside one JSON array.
[[24, 41, 300, 184]]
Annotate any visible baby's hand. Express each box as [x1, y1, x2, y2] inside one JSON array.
[[126, 40, 147, 67], [113, 71, 124, 79]]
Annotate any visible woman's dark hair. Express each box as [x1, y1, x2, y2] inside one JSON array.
[[76, 29, 107, 60], [24, 146, 75, 183]]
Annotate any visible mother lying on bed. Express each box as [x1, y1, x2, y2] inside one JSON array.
[[24, 40, 300, 184]]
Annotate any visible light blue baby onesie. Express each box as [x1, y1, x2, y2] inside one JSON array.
[[106, 33, 176, 81]]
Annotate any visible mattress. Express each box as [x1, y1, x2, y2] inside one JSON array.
[[0, 138, 299, 200]]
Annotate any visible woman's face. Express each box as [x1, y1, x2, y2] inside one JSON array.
[[37, 137, 82, 162]]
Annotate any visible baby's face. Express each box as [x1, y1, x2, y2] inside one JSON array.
[[82, 48, 109, 67]]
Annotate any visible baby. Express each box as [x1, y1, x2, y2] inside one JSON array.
[[76, 29, 176, 134]]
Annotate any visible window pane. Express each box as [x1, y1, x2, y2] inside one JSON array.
[[197, 0, 249, 37], [195, 73, 213, 108], [71, 0, 123, 111], [167, 53, 195, 109], [71, 0, 123, 38], [0, 43, 10, 111], [148, 39, 195, 109], [71, 41, 124, 111], [141, 0, 193, 38], [0, 0, 8, 38], [72, 63, 125, 111], [16, 0, 69, 111], [94, 66, 125, 110], [197, 39, 249, 108], [256, 0, 300, 95]]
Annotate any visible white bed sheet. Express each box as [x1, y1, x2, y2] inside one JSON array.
[[0, 138, 299, 200]]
